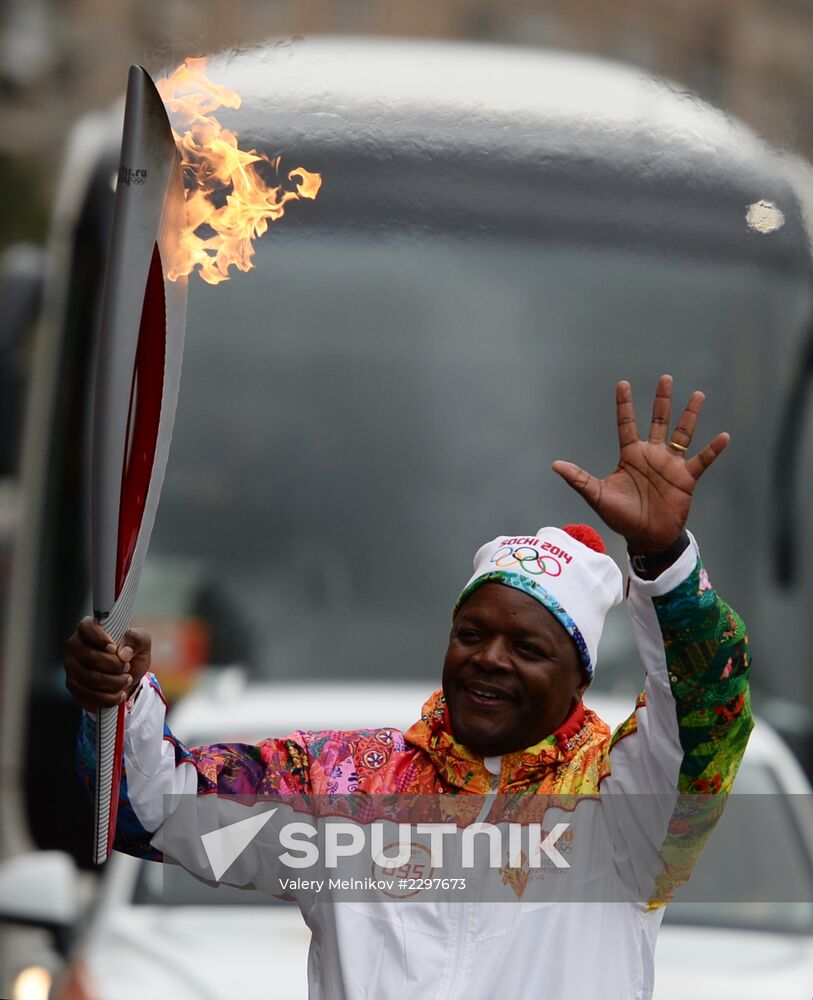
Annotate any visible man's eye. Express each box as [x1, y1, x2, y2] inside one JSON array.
[[457, 629, 481, 642], [516, 642, 545, 657]]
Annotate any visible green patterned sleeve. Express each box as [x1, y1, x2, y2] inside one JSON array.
[[602, 542, 755, 907], [640, 557, 753, 906], [652, 558, 753, 795]]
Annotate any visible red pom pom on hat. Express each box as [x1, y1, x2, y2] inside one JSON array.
[[561, 524, 606, 554]]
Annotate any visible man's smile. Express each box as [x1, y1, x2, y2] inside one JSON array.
[[460, 680, 518, 706]]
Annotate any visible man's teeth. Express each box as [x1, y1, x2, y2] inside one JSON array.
[[471, 688, 504, 700]]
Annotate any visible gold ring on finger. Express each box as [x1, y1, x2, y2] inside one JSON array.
[[669, 440, 689, 453]]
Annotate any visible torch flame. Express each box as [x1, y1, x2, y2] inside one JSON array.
[[155, 57, 322, 285]]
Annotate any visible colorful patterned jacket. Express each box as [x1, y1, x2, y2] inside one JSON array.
[[77, 536, 752, 1000]]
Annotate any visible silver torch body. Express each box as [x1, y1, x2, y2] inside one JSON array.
[[91, 65, 187, 864]]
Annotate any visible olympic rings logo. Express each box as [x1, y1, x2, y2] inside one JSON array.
[[490, 545, 562, 577]]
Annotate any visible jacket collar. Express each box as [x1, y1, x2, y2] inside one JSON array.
[[405, 689, 606, 793]]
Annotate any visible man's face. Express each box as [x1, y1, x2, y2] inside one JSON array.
[[442, 583, 588, 756]]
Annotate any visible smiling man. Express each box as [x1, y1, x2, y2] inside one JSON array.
[[67, 375, 753, 999], [445, 579, 590, 756], [443, 521, 619, 760]]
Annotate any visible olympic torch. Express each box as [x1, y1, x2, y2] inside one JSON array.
[[91, 65, 187, 864]]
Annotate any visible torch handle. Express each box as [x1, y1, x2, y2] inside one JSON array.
[[92, 605, 134, 865], [94, 702, 126, 864]]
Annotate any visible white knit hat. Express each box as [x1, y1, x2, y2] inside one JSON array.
[[454, 524, 624, 681]]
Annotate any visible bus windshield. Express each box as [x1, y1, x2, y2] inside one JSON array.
[[136, 228, 811, 689]]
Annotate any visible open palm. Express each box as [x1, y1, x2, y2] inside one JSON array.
[[552, 375, 729, 555]]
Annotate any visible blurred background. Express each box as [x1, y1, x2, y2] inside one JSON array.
[[2, 3, 813, 999], [6, 0, 813, 259]]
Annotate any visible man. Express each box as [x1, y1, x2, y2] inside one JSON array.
[[66, 376, 752, 998]]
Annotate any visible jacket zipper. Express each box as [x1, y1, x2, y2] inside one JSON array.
[[444, 768, 500, 999]]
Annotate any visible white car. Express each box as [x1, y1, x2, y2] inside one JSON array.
[[50, 679, 813, 999]]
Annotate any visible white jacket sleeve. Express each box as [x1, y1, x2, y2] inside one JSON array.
[[77, 672, 314, 894], [120, 674, 198, 832]]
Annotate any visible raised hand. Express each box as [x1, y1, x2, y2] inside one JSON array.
[[552, 375, 729, 555]]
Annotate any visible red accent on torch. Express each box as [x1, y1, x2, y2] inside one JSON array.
[[116, 244, 166, 594]]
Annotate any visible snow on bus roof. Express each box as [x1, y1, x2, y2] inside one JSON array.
[[203, 36, 766, 164]]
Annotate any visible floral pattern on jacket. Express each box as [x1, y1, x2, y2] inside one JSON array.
[[77, 558, 751, 875]]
